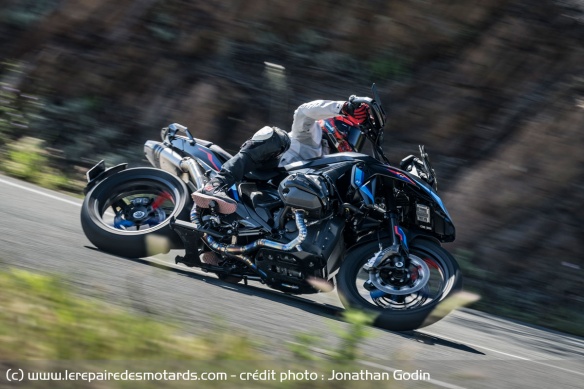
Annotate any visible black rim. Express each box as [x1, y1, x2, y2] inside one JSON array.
[[94, 180, 178, 232], [352, 249, 452, 311]]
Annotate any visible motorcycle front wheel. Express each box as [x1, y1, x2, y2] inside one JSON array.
[[81, 168, 192, 258], [337, 239, 462, 331]]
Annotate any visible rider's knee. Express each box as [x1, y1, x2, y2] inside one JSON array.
[[242, 126, 290, 164]]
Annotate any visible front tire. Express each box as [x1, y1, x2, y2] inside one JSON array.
[[81, 168, 192, 258], [337, 239, 462, 331]]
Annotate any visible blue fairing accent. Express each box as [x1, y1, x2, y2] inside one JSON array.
[[230, 184, 240, 201], [426, 188, 450, 219], [410, 176, 451, 220], [354, 168, 376, 204], [354, 167, 364, 186], [360, 185, 374, 204], [398, 226, 408, 250]]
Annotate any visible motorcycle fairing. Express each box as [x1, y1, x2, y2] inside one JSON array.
[[169, 136, 227, 171], [351, 165, 376, 205], [283, 152, 377, 171], [351, 162, 455, 242]]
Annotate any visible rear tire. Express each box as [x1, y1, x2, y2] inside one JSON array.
[[337, 239, 462, 331], [81, 168, 192, 258]]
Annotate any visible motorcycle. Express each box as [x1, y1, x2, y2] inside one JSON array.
[[81, 85, 462, 331]]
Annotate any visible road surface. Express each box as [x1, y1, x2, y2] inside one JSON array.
[[0, 174, 582, 388]]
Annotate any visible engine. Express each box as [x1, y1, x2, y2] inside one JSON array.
[[278, 173, 333, 219], [254, 215, 345, 293], [185, 171, 344, 294], [246, 172, 341, 293]]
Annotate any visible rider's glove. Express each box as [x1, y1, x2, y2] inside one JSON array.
[[342, 101, 369, 125]]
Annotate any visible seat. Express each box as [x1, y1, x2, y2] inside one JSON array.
[[244, 169, 283, 181]]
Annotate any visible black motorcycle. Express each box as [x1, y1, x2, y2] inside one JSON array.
[[81, 86, 462, 331]]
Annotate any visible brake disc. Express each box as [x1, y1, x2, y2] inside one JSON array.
[[368, 254, 430, 295]]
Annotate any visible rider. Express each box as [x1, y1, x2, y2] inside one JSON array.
[[192, 97, 370, 215]]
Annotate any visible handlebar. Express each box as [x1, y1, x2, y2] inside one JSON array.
[[349, 95, 374, 106]]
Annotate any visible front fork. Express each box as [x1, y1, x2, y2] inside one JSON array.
[[363, 183, 410, 272]]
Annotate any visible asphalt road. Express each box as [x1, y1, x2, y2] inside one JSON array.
[[0, 173, 582, 388]]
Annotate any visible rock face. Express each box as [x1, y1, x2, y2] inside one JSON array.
[[1, 0, 583, 332]]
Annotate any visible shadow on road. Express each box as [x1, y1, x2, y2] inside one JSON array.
[[86, 246, 342, 317], [397, 331, 485, 355], [89, 246, 485, 356]]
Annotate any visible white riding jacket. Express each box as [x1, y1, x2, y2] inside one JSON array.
[[278, 100, 344, 166]]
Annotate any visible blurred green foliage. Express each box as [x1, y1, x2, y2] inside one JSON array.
[[369, 54, 411, 81], [0, 61, 77, 190], [0, 267, 259, 360], [0, 266, 394, 389], [0, 62, 41, 143], [289, 332, 322, 361], [37, 97, 139, 164], [455, 250, 584, 337], [0, 61, 141, 191], [0, 136, 77, 191], [288, 310, 374, 364], [331, 310, 375, 363]]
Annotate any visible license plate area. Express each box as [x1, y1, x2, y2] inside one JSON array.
[[416, 203, 431, 224]]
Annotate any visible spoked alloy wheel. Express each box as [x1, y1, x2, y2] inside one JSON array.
[[337, 239, 462, 331], [358, 254, 443, 310], [81, 168, 192, 258], [106, 185, 173, 231]]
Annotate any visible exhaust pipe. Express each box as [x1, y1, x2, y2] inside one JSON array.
[[144, 141, 206, 189], [190, 207, 308, 254], [180, 158, 206, 190]]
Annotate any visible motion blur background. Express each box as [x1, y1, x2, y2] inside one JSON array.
[[0, 0, 583, 335]]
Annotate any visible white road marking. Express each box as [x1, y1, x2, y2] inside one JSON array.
[[422, 330, 584, 377], [1, 175, 582, 381], [0, 177, 82, 207], [304, 345, 467, 389]]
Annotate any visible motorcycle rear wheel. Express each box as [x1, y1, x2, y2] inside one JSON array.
[[81, 168, 192, 258], [337, 239, 462, 331]]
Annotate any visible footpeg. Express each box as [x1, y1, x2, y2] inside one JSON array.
[[170, 218, 201, 232]]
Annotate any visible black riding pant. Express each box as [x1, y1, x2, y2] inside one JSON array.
[[215, 127, 290, 187]]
